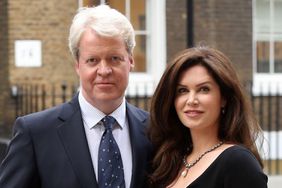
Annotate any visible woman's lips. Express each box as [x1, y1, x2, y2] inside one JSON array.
[[184, 110, 203, 117]]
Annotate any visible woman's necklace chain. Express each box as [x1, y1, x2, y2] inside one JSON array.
[[181, 141, 224, 178]]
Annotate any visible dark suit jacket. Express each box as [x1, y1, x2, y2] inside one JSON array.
[[0, 95, 152, 188]]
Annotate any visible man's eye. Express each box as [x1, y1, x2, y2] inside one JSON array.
[[111, 56, 123, 62], [86, 58, 99, 64]]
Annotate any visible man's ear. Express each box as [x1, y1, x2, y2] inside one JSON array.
[[75, 61, 80, 75], [129, 56, 135, 71]]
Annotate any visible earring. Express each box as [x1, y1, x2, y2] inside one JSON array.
[[221, 107, 225, 114]]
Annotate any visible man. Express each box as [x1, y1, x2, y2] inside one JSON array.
[[0, 5, 152, 188]]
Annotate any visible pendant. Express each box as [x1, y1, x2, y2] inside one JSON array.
[[181, 169, 188, 177]]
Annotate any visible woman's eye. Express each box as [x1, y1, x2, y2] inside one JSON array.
[[200, 86, 210, 92], [177, 87, 188, 94]]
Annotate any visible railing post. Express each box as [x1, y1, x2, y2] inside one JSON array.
[[42, 84, 46, 110], [51, 84, 55, 106], [35, 85, 38, 112], [11, 85, 18, 118], [61, 82, 67, 103], [267, 85, 272, 174], [275, 84, 280, 174]]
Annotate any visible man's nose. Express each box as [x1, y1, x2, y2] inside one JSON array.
[[97, 60, 112, 76]]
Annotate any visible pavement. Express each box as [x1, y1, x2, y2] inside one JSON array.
[[268, 176, 282, 188]]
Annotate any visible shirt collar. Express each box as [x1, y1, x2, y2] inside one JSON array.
[[78, 92, 126, 129]]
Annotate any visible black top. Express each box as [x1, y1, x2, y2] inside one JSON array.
[[187, 145, 268, 188]]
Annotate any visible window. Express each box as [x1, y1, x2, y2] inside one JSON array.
[[105, 0, 147, 73], [253, 0, 282, 95], [79, 0, 166, 96]]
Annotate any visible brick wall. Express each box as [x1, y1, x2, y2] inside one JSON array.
[[0, 0, 10, 136], [166, 0, 252, 82], [8, 0, 79, 85], [0, 0, 79, 136], [166, 0, 187, 63], [194, 0, 253, 82]]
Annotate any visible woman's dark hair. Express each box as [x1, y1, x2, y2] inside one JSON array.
[[148, 46, 264, 187]]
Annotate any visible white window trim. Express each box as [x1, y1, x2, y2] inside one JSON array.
[[78, 0, 83, 7], [128, 0, 166, 97], [253, 74, 282, 96]]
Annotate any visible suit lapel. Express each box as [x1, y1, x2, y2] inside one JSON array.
[[126, 103, 152, 188], [57, 96, 98, 188]]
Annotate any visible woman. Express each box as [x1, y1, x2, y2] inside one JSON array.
[[148, 46, 268, 187]]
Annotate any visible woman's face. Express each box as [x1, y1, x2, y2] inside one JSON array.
[[174, 65, 225, 133]]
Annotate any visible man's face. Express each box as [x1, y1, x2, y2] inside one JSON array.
[[75, 29, 134, 113]]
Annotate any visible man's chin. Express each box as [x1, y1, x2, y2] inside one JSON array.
[[93, 94, 123, 103]]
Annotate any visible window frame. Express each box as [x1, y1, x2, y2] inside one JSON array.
[[252, 0, 282, 95]]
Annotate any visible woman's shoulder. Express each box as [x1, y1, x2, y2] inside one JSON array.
[[216, 144, 268, 187], [220, 144, 253, 155], [220, 145, 257, 161], [218, 145, 259, 167]]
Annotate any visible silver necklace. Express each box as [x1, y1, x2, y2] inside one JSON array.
[[181, 141, 224, 177]]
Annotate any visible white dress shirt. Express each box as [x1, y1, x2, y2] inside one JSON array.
[[78, 92, 132, 188]]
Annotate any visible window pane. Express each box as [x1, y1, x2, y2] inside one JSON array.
[[133, 35, 146, 72], [82, 0, 100, 6], [255, 0, 270, 34], [131, 0, 146, 30], [274, 0, 282, 34], [131, 0, 147, 72], [82, 0, 90, 6], [273, 0, 282, 73], [107, 0, 147, 73], [274, 41, 282, 73], [257, 41, 270, 73], [106, 0, 126, 15]]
